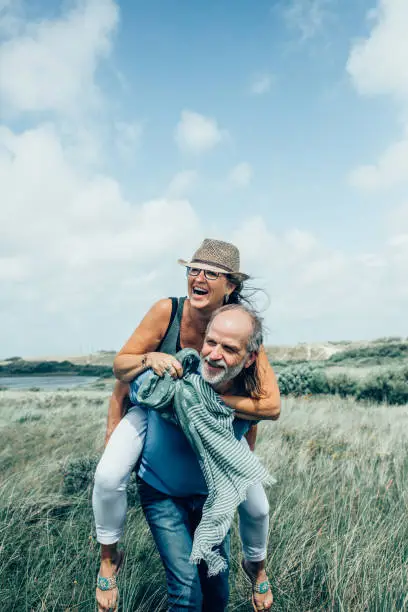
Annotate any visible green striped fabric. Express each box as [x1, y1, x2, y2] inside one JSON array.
[[136, 348, 276, 576]]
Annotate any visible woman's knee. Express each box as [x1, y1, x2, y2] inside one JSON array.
[[239, 490, 270, 522], [94, 459, 125, 495]]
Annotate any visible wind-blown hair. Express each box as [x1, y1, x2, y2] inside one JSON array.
[[207, 303, 264, 399]]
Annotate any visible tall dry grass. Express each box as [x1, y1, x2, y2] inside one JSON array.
[[0, 386, 407, 611]]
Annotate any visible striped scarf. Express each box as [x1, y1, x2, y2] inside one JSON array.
[[133, 348, 275, 576]]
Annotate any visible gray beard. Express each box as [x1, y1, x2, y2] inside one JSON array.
[[200, 355, 246, 388]]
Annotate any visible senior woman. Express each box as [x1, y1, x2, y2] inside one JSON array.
[[94, 239, 280, 612]]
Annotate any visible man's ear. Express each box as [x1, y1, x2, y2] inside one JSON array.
[[244, 351, 257, 369]]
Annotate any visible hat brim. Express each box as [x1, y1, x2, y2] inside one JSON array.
[[178, 259, 249, 281]]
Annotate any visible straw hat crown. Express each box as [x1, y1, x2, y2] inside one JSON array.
[[178, 238, 249, 280]]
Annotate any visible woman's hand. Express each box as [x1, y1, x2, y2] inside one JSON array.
[[146, 352, 183, 378]]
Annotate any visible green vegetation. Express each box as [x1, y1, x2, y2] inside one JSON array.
[[1, 385, 407, 611], [0, 359, 112, 378], [328, 342, 408, 363], [277, 364, 408, 405]]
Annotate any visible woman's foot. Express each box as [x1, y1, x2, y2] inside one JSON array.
[[96, 549, 123, 612], [242, 559, 273, 611]]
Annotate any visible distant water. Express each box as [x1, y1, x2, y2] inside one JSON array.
[[0, 376, 99, 390]]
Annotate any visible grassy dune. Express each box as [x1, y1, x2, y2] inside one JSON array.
[[0, 386, 407, 611]]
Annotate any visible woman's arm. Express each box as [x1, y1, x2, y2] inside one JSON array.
[[222, 346, 281, 420], [105, 380, 130, 446], [244, 423, 258, 451], [113, 299, 182, 382]]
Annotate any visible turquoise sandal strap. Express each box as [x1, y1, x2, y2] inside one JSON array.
[[253, 579, 270, 594], [97, 573, 117, 591]]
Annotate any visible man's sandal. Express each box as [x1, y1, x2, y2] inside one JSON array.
[[241, 559, 273, 611], [96, 550, 124, 612]]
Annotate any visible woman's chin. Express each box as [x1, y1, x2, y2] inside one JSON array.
[[189, 294, 222, 311], [190, 294, 211, 308]]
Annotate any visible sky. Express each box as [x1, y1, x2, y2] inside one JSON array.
[[1, 0, 408, 357]]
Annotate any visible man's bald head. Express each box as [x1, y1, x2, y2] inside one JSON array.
[[207, 304, 263, 354]]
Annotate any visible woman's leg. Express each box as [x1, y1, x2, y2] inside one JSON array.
[[238, 437, 273, 610], [93, 404, 148, 611], [238, 481, 269, 563]]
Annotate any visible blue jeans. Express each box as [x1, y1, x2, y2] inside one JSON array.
[[138, 478, 230, 611]]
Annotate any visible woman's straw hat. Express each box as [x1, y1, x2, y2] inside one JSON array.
[[178, 238, 249, 281]]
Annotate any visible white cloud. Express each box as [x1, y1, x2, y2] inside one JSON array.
[[0, 124, 200, 266], [1, 0, 407, 355], [0, 123, 201, 345], [174, 110, 226, 154], [282, 0, 335, 41], [114, 121, 143, 161], [389, 201, 408, 233], [0, 0, 119, 116], [347, 0, 408, 102], [250, 73, 273, 96], [347, 0, 408, 190], [232, 215, 406, 342], [228, 162, 253, 187], [285, 228, 317, 253], [0, 256, 27, 281], [167, 170, 198, 197], [349, 135, 408, 190]]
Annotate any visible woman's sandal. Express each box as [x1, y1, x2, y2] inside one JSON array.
[[96, 550, 124, 612], [241, 559, 273, 611]]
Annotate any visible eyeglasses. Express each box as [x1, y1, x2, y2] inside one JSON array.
[[187, 267, 222, 281]]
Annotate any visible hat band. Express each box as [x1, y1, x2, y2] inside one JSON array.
[[191, 258, 234, 273]]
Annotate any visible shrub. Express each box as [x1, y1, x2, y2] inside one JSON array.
[[357, 369, 408, 405], [328, 374, 359, 398], [277, 365, 329, 396], [328, 343, 408, 363], [0, 359, 112, 377], [61, 455, 140, 505], [62, 456, 99, 495], [277, 365, 408, 405]]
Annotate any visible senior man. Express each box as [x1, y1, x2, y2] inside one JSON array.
[[136, 304, 278, 611]]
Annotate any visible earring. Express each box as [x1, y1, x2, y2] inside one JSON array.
[[224, 294, 229, 305]]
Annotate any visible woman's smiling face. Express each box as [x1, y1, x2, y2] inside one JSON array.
[[187, 268, 236, 311]]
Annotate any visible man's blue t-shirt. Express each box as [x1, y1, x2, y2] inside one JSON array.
[[132, 371, 252, 497]]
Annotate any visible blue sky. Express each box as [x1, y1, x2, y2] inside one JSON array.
[[1, 0, 407, 357]]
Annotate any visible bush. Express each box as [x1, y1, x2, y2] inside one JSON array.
[[357, 369, 408, 405], [61, 456, 99, 495], [277, 365, 408, 405], [0, 359, 112, 377], [328, 342, 408, 363], [61, 455, 140, 505], [328, 374, 359, 398], [277, 365, 329, 396]]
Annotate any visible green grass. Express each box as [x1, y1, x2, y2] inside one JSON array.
[[0, 387, 407, 611]]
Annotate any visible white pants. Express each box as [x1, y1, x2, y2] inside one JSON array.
[[92, 405, 269, 562]]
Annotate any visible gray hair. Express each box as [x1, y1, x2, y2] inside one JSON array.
[[208, 303, 263, 354]]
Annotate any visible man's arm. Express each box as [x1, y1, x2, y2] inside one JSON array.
[[105, 380, 130, 446], [222, 347, 281, 420]]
